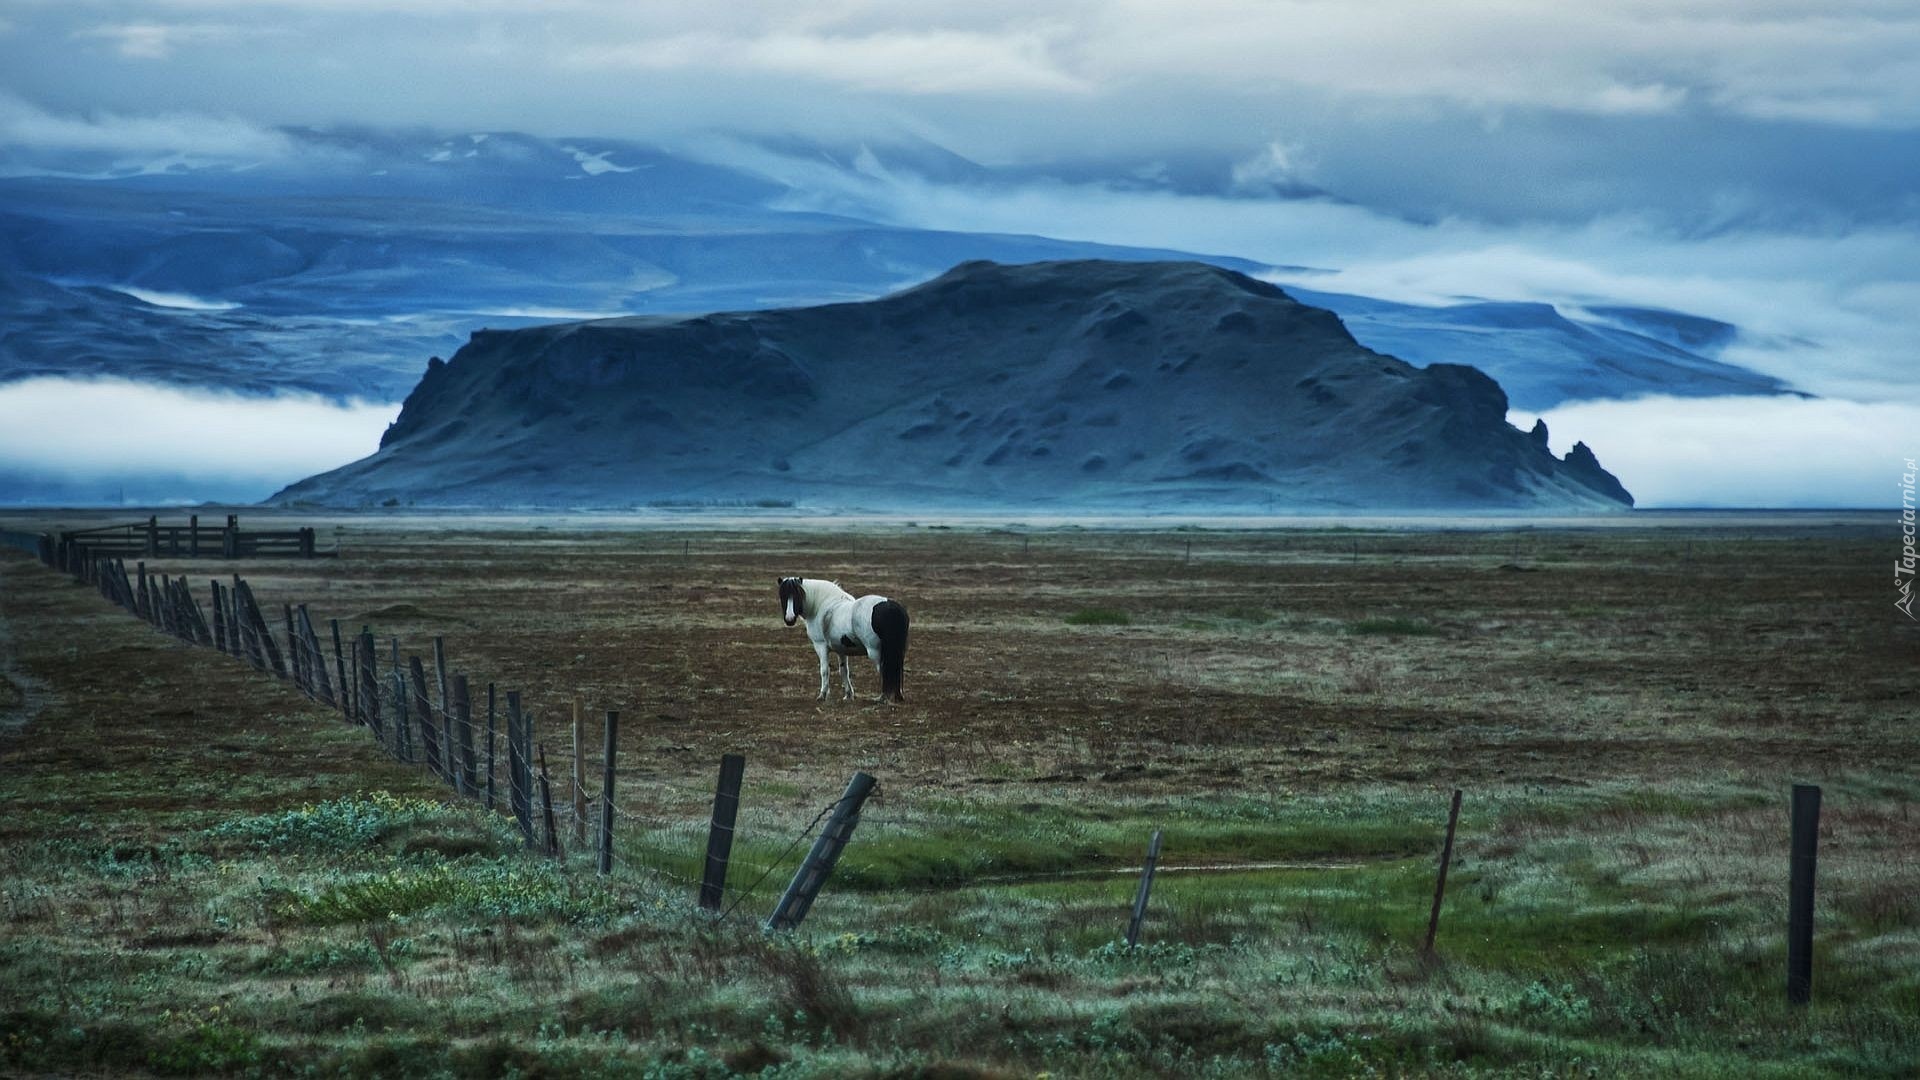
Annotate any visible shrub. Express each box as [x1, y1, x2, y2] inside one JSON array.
[[209, 792, 512, 857]]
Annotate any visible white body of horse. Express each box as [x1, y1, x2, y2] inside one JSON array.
[[779, 577, 909, 703]]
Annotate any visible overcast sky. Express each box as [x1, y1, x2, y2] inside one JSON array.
[[2, 0, 1916, 504]]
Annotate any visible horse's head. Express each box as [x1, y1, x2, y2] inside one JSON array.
[[777, 577, 804, 626]]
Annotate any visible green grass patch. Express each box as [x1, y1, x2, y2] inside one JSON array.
[[267, 860, 626, 925], [207, 792, 517, 859]]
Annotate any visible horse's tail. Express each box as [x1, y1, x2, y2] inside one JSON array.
[[872, 599, 909, 702]]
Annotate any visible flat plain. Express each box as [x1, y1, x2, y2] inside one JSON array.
[[1, 511, 1915, 1077]]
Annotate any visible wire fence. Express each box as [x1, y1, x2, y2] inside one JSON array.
[[2, 531, 1868, 1003], [23, 536, 880, 931]]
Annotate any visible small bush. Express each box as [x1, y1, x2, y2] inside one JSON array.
[[209, 793, 511, 857], [1064, 608, 1131, 626]]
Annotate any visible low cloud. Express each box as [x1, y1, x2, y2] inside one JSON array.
[[0, 92, 295, 162], [0, 378, 397, 499], [1514, 396, 1920, 508]]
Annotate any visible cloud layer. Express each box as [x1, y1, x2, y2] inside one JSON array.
[[2, 2, 1915, 507], [1516, 396, 1920, 508], [0, 378, 396, 495]]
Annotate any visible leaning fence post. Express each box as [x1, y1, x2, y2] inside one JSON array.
[[767, 771, 877, 932], [284, 605, 304, 694], [357, 630, 382, 733], [1788, 783, 1822, 1005], [1126, 829, 1164, 947], [506, 692, 533, 847], [700, 753, 747, 911], [538, 744, 560, 857], [1424, 788, 1464, 955], [408, 656, 440, 777], [299, 607, 332, 705], [329, 619, 350, 719], [598, 710, 619, 875]]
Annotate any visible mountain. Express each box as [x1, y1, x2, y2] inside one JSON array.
[[272, 260, 1633, 511]]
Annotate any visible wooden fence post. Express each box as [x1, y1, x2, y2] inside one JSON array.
[[520, 711, 537, 841], [699, 753, 746, 911], [209, 581, 225, 654], [485, 683, 497, 811], [767, 771, 877, 932], [408, 656, 440, 776], [257, 587, 286, 675], [1788, 784, 1822, 1005], [145, 516, 158, 557], [357, 630, 382, 733], [538, 745, 560, 857], [1424, 789, 1464, 955], [571, 700, 587, 849], [285, 605, 304, 694], [299, 607, 334, 705], [185, 578, 212, 645], [330, 619, 350, 719], [385, 639, 408, 760], [506, 692, 533, 847], [389, 643, 411, 763], [432, 637, 450, 732], [1126, 829, 1164, 947], [598, 710, 618, 875], [450, 675, 474, 797], [189, 515, 199, 557]]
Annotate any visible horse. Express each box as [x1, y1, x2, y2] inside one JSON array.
[[777, 577, 909, 703]]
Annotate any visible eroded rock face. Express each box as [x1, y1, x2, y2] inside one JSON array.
[[274, 260, 1633, 511]]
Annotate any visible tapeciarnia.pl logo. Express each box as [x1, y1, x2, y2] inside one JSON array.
[[1900, 457, 1917, 620]]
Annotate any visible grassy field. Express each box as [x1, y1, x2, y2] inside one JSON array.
[[1, 513, 1916, 1077]]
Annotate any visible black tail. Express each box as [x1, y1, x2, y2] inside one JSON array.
[[872, 599, 909, 702]]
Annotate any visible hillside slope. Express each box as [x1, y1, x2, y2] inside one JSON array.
[[273, 260, 1633, 511]]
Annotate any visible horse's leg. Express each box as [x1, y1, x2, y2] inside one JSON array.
[[840, 651, 855, 701], [814, 640, 831, 702]]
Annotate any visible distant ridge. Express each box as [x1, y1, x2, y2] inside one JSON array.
[[272, 260, 1634, 511]]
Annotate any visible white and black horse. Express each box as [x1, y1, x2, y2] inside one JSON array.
[[778, 577, 909, 703]]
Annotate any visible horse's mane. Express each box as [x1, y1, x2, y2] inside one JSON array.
[[804, 577, 854, 605]]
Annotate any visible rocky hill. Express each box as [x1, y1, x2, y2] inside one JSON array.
[[272, 260, 1634, 511]]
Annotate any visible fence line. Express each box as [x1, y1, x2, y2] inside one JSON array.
[[5, 534, 1839, 996], [9, 536, 877, 933]]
